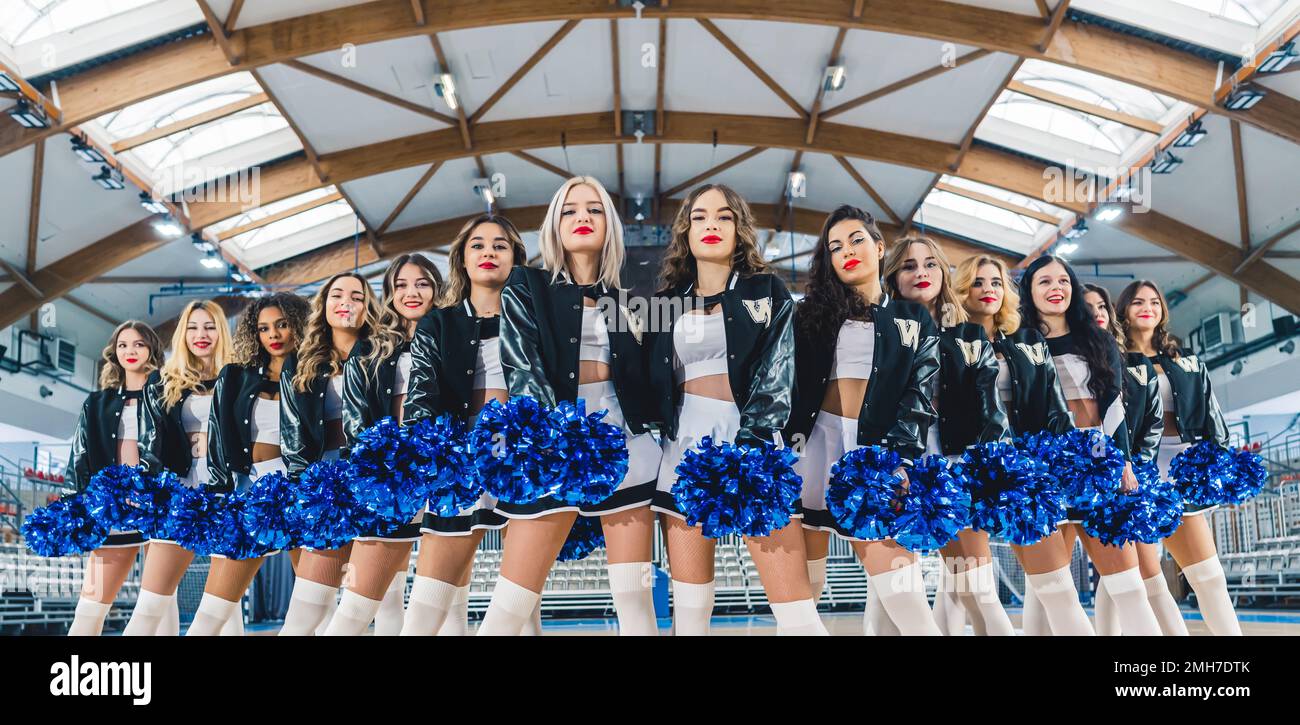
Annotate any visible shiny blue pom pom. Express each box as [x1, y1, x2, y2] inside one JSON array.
[[546, 399, 629, 506], [826, 446, 903, 541], [237, 471, 297, 552], [1018, 429, 1123, 512], [408, 415, 483, 517], [208, 494, 268, 560], [557, 515, 606, 562], [81, 465, 151, 530], [1169, 440, 1234, 507], [1083, 460, 1183, 546], [289, 460, 365, 550], [21, 496, 108, 557], [963, 440, 1065, 546], [891, 454, 972, 552], [471, 396, 563, 505], [346, 417, 428, 525], [1224, 448, 1267, 505], [160, 485, 223, 555], [672, 436, 802, 538]]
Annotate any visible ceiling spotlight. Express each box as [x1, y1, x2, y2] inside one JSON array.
[[1056, 241, 1079, 256], [39, 385, 54, 399], [71, 135, 106, 163], [1230, 360, 1244, 376], [0, 71, 19, 93], [191, 233, 215, 254], [92, 165, 125, 190], [1172, 120, 1207, 147], [8, 98, 48, 128], [434, 71, 459, 111], [1258, 42, 1297, 73], [786, 171, 807, 199], [1150, 150, 1183, 175], [473, 182, 495, 210], [139, 192, 169, 214], [1225, 85, 1266, 110], [200, 253, 225, 270], [1096, 206, 1123, 222], [152, 216, 183, 237], [823, 65, 847, 92], [1280, 340, 1296, 355], [1062, 217, 1089, 240]]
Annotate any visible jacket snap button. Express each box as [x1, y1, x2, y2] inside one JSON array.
[[727, 317, 733, 322], [244, 419, 249, 424], [729, 354, 735, 359], [664, 357, 669, 363], [244, 448, 249, 453], [386, 389, 391, 394], [470, 340, 476, 345], [466, 369, 474, 375], [569, 373, 575, 379], [573, 304, 581, 310], [569, 337, 577, 343]]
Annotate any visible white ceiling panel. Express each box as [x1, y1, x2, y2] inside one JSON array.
[[339, 164, 437, 229], [1147, 114, 1242, 246], [475, 20, 614, 123], [664, 19, 803, 119], [843, 158, 940, 222], [792, 152, 891, 222], [434, 20, 571, 120], [0, 143, 36, 269], [386, 158, 498, 233], [35, 138, 151, 269], [710, 20, 842, 111], [616, 18, 660, 112], [1240, 124, 1300, 244]]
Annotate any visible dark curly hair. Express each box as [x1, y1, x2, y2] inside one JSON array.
[[1116, 279, 1182, 357], [796, 204, 885, 342], [656, 184, 769, 292], [231, 292, 311, 368], [1019, 255, 1116, 401]]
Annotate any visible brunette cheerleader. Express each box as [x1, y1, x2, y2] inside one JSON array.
[[65, 321, 165, 635], [123, 301, 232, 636], [787, 206, 937, 636], [883, 236, 1015, 636], [650, 184, 825, 636], [323, 254, 443, 636], [1015, 256, 1160, 635], [277, 273, 383, 635], [399, 214, 521, 636], [1118, 279, 1241, 636], [184, 292, 311, 636], [481, 176, 662, 636]]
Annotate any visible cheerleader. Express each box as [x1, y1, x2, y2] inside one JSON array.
[[787, 206, 937, 636], [123, 301, 232, 636], [1084, 283, 1126, 343], [651, 184, 825, 636], [277, 273, 382, 635], [882, 236, 1015, 636], [481, 176, 662, 636], [184, 293, 311, 636], [64, 321, 165, 635], [399, 214, 520, 636], [1016, 256, 1160, 635], [322, 254, 443, 636], [1117, 279, 1241, 636]]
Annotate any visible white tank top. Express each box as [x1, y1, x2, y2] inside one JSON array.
[[250, 396, 280, 445], [117, 401, 139, 442], [673, 312, 728, 384], [323, 375, 344, 421], [829, 320, 874, 381], [181, 394, 212, 433], [995, 357, 1012, 404], [474, 337, 506, 391], [580, 307, 611, 365], [394, 351, 413, 397]]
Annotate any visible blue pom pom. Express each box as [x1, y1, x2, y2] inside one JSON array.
[[289, 460, 366, 550], [1224, 448, 1267, 505], [237, 471, 298, 552], [346, 417, 429, 525], [471, 397, 563, 505], [1168, 440, 1234, 507], [21, 496, 108, 557], [408, 415, 483, 517], [672, 436, 802, 538], [826, 446, 903, 541], [963, 441, 1066, 546], [1018, 429, 1123, 512], [546, 399, 629, 506], [158, 485, 223, 555], [83, 466, 178, 536], [206, 494, 269, 560], [557, 515, 606, 561], [891, 455, 972, 552], [1082, 460, 1183, 546]]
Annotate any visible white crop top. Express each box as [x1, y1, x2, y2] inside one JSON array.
[[1052, 353, 1093, 401], [580, 307, 612, 365], [829, 320, 874, 381], [995, 357, 1013, 404], [673, 312, 728, 384], [323, 375, 344, 421], [181, 394, 212, 434], [394, 351, 413, 397], [474, 337, 506, 391], [1157, 370, 1175, 424], [250, 396, 280, 445], [117, 402, 139, 442]]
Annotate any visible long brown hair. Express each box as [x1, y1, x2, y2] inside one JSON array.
[[231, 292, 311, 367], [657, 183, 768, 291], [292, 272, 381, 392], [162, 300, 231, 408], [440, 214, 527, 306], [358, 254, 444, 375], [882, 234, 968, 327], [952, 255, 1021, 335], [1083, 283, 1124, 345], [1116, 279, 1181, 357], [99, 320, 163, 390]]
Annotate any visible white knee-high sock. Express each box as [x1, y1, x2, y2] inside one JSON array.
[[68, 598, 112, 636], [1144, 573, 1189, 636], [959, 563, 1014, 636], [219, 607, 244, 636], [1100, 569, 1162, 635], [671, 580, 714, 636], [186, 593, 239, 636], [519, 601, 543, 636], [1021, 583, 1050, 635], [158, 593, 180, 636], [1026, 566, 1094, 635], [278, 579, 338, 636], [313, 590, 338, 636], [323, 589, 384, 636], [771, 599, 829, 636], [807, 557, 828, 602], [437, 585, 470, 636], [874, 563, 942, 636], [933, 566, 966, 635], [373, 572, 406, 636], [608, 562, 658, 636], [400, 576, 459, 636], [1182, 557, 1241, 636], [864, 578, 900, 636], [1093, 580, 1122, 636], [123, 590, 172, 637], [477, 577, 541, 636]]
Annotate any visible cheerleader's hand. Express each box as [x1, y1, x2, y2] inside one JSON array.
[[893, 466, 910, 493], [1120, 462, 1138, 493]]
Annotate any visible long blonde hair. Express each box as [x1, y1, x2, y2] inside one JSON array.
[[440, 214, 528, 307], [358, 254, 444, 376], [953, 255, 1022, 335], [882, 234, 968, 327], [162, 300, 231, 408], [537, 176, 624, 289], [292, 272, 381, 393], [99, 320, 164, 390], [657, 183, 769, 291]]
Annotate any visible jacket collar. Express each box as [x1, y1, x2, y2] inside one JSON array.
[[682, 271, 740, 296], [556, 269, 610, 295]]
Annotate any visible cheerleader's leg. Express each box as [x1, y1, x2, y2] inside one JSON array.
[[278, 545, 351, 636], [323, 540, 413, 636], [1164, 514, 1240, 636], [403, 531, 484, 636], [1077, 528, 1161, 636], [1012, 531, 1093, 635], [661, 514, 716, 636], [932, 564, 965, 635], [477, 512, 575, 636], [855, 539, 940, 636], [602, 506, 659, 636], [745, 520, 828, 636], [69, 545, 141, 636], [123, 542, 194, 636], [1136, 542, 1188, 636], [186, 556, 264, 636], [803, 529, 831, 603]]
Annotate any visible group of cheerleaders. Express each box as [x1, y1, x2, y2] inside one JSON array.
[[54, 175, 1241, 637]]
